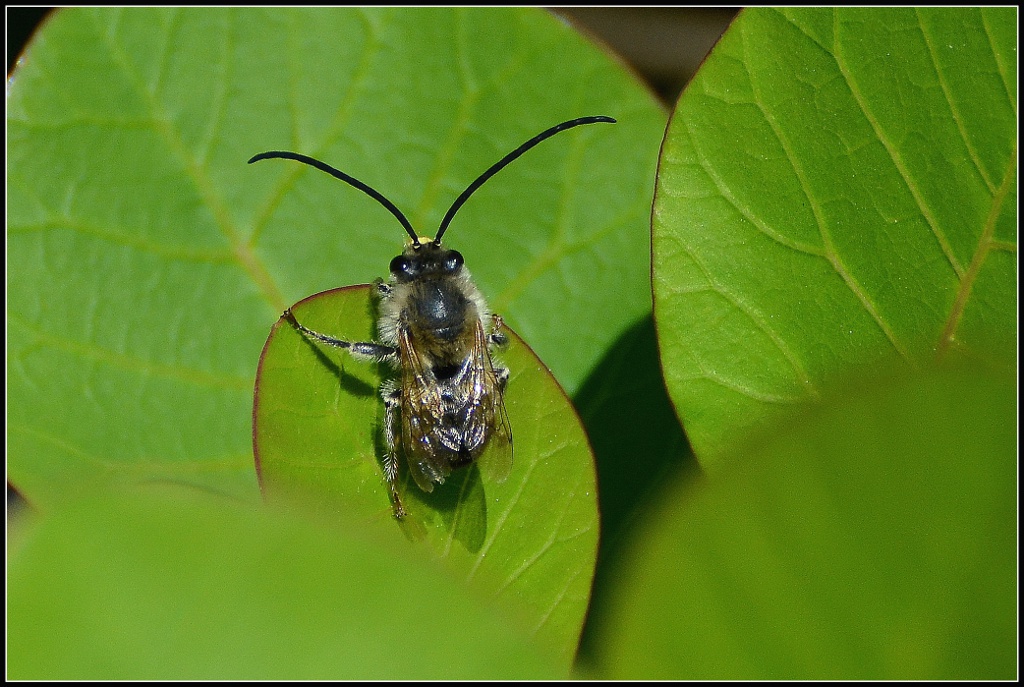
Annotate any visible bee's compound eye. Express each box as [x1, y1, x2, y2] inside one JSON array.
[[390, 255, 411, 276], [445, 250, 464, 272]]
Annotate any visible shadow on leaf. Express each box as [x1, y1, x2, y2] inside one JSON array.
[[572, 314, 702, 669]]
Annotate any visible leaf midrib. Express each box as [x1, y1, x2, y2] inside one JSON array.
[[936, 138, 1018, 357]]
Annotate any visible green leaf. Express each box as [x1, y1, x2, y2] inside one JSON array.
[[6, 7, 664, 506], [653, 7, 1017, 470], [254, 286, 598, 667], [594, 365, 1016, 679], [7, 487, 562, 679]]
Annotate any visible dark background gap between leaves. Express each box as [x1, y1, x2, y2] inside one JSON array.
[[4, 6, 736, 650], [7, 8, 739, 103]]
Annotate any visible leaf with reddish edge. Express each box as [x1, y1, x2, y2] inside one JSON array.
[[254, 284, 599, 667]]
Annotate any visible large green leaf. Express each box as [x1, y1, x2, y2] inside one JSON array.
[[594, 365, 1016, 679], [7, 487, 561, 679], [653, 7, 1017, 470], [253, 286, 598, 665], [6, 7, 664, 506]]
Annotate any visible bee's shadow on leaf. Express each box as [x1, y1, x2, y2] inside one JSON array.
[[390, 456, 488, 553], [428, 466, 488, 552], [289, 321, 378, 398]]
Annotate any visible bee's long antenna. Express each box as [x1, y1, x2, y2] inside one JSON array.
[[433, 115, 616, 243], [248, 150, 420, 244]]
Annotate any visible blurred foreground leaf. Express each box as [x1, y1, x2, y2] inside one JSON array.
[[7, 487, 561, 679], [596, 365, 1016, 679]]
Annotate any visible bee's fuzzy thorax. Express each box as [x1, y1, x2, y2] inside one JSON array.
[[378, 255, 490, 371]]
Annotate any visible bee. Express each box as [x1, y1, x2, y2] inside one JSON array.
[[250, 115, 616, 518]]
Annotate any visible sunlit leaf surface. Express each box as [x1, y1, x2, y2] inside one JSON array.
[[6, 7, 663, 505], [653, 7, 1017, 470]]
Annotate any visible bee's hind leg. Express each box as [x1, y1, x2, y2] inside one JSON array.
[[494, 366, 510, 392], [380, 380, 406, 519]]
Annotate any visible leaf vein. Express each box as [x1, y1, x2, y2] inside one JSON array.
[[9, 424, 113, 472], [196, 10, 232, 167], [532, 568, 582, 636], [831, 10, 963, 282], [916, 8, 996, 193], [466, 414, 550, 579], [764, 12, 914, 359], [247, 13, 383, 250], [10, 312, 251, 391], [936, 137, 1018, 357], [658, 201, 819, 397], [675, 371, 809, 405], [94, 17, 286, 310], [980, 8, 1017, 117], [10, 219, 237, 264], [676, 114, 826, 258], [493, 474, 587, 595]]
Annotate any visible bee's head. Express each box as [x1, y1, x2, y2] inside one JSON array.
[[389, 239, 464, 283]]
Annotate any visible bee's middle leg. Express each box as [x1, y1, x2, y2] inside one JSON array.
[[488, 313, 508, 347], [488, 314, 510, 391]]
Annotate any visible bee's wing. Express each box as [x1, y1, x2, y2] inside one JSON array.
[[398, 327, 451, 493], [471, 321, 513, 484]]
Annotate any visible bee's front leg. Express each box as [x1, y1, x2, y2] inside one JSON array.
[[380, 380, 406, 519], [283, 308, 397, 362], [373, 277, 392, 298]]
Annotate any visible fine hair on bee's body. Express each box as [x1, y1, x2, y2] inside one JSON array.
[[251, 115, 616, 518]]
